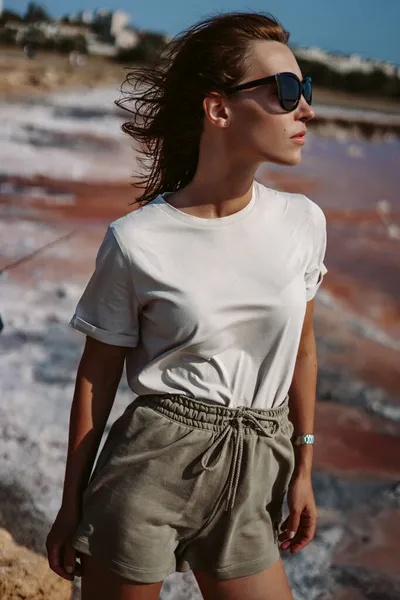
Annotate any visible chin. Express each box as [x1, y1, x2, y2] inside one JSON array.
[[266, 152, 303, 167], [286, 153, 303, 166]]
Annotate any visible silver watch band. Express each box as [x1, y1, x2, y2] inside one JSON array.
[[292, 433, 314, 446]]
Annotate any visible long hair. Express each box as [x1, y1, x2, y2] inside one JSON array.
[[115, 11, 290, 206]]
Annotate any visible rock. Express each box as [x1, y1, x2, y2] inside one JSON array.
[[0, 528, 72, 600]]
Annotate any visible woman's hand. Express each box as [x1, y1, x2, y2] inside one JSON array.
[[46, 506, 82, 581], [278, 473, 318, 553]]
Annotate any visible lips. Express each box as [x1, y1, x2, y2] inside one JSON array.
[[291, 130, 306, 138]]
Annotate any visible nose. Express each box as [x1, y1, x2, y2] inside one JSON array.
[[297, 94, 315, 122]]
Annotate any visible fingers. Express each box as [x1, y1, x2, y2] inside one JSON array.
[[64, 544, 78, 577], [279, 511, 317, 553], [280, 512, 301, 545], [46, 541, 74, 582]]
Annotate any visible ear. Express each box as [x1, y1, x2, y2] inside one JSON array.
[[203, 92, 229, 128]]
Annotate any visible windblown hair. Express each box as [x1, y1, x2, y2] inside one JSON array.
[[115, 11, 290, 206]]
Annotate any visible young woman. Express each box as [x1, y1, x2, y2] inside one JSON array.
[[46, 11, 327, 600]]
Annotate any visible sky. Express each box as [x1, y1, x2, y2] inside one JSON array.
[[5, 0, 400, 66]]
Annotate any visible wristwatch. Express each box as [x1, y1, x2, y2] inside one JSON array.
[[292, 433, 315, 446]]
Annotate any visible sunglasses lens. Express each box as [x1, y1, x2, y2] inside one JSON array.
[[279, 74, 300, 111], [302, 79, 312, 105]]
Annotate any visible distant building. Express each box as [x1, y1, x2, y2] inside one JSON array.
[[91, 9, 138, 51], [111, 11, 130, 36], [72, 10, 93, 24], [93, 9, 131, 37], [115, 26, 138, 49], [1, 6, 139, 56]]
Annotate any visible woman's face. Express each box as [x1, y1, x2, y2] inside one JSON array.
[[226, 40, 316, 167]]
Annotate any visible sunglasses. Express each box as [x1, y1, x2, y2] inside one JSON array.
[[226, 71, 312, 113]]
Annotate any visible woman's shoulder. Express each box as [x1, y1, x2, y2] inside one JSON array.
[[107, 197, 166, 248], [255, 180, 321, 218]]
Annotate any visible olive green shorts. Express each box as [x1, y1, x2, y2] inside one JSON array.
[[72, 393, 295, 583]]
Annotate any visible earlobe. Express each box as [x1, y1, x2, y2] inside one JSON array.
[[204, 93, 229, 128]]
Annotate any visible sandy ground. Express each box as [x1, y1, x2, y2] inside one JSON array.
[[0, 50, 126, 97]]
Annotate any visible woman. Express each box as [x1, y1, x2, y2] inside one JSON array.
[[46, 11, 327, 600]]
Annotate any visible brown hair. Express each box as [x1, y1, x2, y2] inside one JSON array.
[[115, 11, 290, 206]]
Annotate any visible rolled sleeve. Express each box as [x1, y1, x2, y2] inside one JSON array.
[[69, 225, 140, 347], [304, 200, 328, 301]]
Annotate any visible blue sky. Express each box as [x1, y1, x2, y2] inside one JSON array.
[[5, 0, 400, 66]]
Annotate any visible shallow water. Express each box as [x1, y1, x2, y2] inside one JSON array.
[[266, 131, 400, 210]]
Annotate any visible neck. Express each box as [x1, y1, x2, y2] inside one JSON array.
[[174, 134, 261, 219]]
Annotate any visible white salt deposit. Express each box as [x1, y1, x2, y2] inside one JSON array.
[[0, 86, 139, 181]]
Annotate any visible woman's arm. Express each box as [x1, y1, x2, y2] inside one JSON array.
[[47, 335, 128, 580], [288, 297, 318, 477], [61, 335, 128, 510], [278, 297, 319, 554]]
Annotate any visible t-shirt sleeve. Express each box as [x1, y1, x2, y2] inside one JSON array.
[[69, 225, 140, 347], [304, 199, 328, 301]]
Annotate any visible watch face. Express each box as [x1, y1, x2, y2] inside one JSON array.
[[294, 434, 314, 445]]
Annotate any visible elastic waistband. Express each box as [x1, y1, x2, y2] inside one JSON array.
[[136, 393, 290, 435]]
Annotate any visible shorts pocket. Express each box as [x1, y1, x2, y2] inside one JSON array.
[[266, 420, 295, 541], [272, 490, 286, 544]]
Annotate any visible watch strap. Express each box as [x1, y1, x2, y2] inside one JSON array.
[[292, 433, 315, 446]]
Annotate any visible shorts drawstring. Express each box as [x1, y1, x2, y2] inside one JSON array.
[[200, 406, 281, 513]]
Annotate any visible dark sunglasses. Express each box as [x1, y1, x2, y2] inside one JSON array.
[[226, 71, 312, 113]]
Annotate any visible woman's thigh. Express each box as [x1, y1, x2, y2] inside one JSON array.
[[193, 557, 293, 600], [80, 555, 163, 600]]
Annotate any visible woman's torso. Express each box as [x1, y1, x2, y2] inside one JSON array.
[[111, 180, 320, 409]]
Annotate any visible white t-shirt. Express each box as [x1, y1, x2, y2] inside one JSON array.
[[69, 180, 328, 410]]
